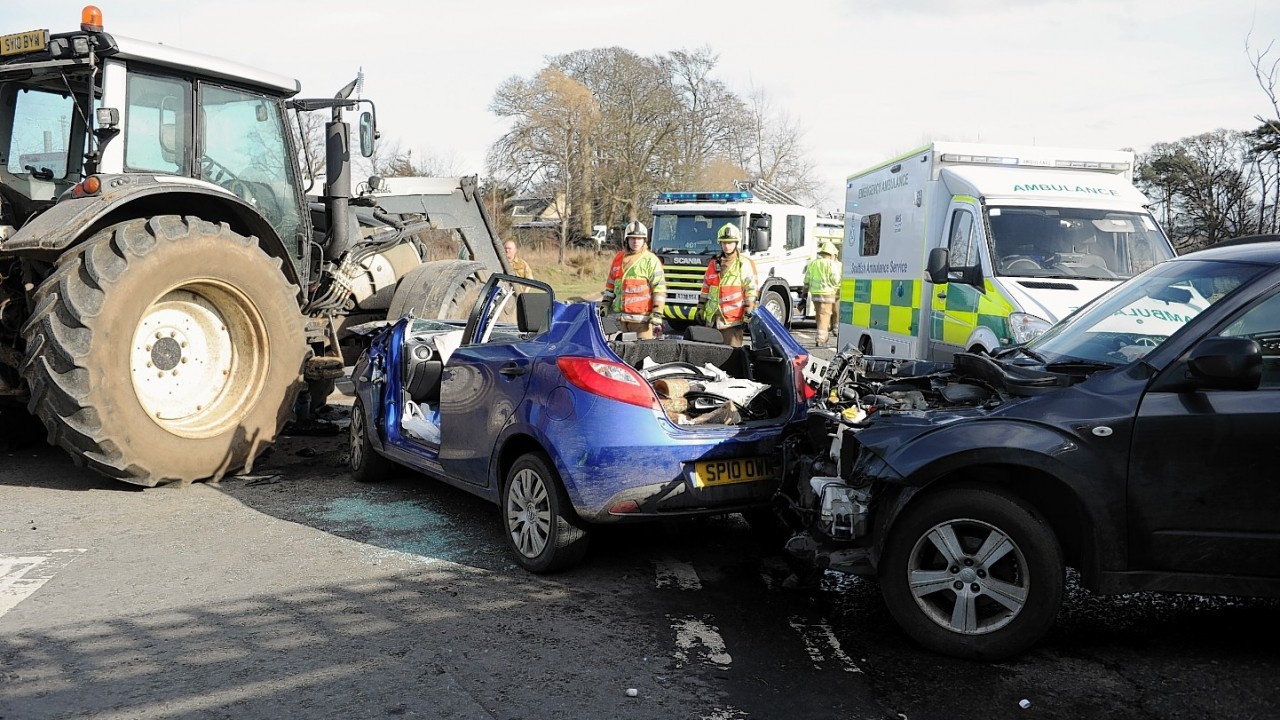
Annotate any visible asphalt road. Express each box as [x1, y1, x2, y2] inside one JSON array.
[[3, 328, 1278, 719]]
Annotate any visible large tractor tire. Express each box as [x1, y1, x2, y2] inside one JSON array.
[[21, 216, 306, 486], [386, 260, 491, 322]]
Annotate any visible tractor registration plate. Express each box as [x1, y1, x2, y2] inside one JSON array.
[[1, 30, 48, 57], [691, 457, 776, 488]]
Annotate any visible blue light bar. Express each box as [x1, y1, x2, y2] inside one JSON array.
[[657, 191, 753, 203]]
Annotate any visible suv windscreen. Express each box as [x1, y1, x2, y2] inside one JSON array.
[[1029, 259, 1263, 365]]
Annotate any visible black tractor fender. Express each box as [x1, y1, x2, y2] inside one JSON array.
[[3, 176, 301, 287]]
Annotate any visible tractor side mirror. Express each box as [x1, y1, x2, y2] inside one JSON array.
[[358, 111, 376, 158]]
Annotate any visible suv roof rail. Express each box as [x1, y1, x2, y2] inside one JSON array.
[[1209, 234, 1280, 249]]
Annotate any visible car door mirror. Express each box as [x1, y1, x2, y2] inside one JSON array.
[[1187, 336, 1262, 390], [926, 247, 949, 284]]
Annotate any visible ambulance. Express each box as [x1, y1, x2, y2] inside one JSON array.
[[839, 142, 1177, 359]]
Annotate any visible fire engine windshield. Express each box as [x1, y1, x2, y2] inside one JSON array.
[[988, 206, 1174, 281], [651, 213, 743, 255]]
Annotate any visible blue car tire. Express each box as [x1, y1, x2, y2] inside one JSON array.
[[503, 452, 590, 572], [348, 397, 394, 483]]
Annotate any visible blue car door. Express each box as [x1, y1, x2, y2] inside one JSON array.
[[437, 277, 545, 488]]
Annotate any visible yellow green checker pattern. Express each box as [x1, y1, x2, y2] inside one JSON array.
[[841, 278, 1016, 345], [930, 279, 1016, 345], [842, 278, 921, 336]]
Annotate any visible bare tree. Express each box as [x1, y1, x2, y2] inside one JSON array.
[[727, 87, 820, 204], [1137, 130, 1259, 250], [1247, 32, 1280, 234], [487, 46, 823, 244], [556, 48, 683, 232], [663, 48, 748, 189], [490, 68, 601, 262]]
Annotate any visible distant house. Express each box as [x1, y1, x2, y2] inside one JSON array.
[[506, 194, 563, 232]]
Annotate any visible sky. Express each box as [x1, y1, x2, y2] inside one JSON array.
[[8, 0, 1280, 208]]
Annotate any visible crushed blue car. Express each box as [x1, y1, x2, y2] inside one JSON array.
[[348, 274, 813, 571]]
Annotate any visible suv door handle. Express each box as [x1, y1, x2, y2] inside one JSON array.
[[499, 365, 526, 377]]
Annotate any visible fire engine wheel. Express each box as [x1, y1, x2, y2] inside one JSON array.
[[502, 452, 590, 573], [878, 486, 1064, 660], [21, 216, 306, 486], [760, 290, 789, 325], [386, 260, 491, 322]]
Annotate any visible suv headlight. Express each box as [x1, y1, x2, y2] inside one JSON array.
[[1008, 312, 1051, 344]]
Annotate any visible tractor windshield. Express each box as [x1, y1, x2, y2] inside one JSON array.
[[1, 60, 96, 205]]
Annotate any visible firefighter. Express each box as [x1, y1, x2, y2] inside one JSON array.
[[697, 223, 758, 347], [602, 220, 666, 339], [805, 240, 841, 346]]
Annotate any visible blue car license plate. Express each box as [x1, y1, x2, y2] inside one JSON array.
[[691, 457, 775, 488]]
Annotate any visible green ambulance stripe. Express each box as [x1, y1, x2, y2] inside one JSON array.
[[843, 278, 921, 337]]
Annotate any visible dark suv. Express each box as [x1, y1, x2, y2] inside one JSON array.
[[783, 235, 1280, 659]]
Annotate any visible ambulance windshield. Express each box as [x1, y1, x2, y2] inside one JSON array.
[[988, 207, 1174, 281]]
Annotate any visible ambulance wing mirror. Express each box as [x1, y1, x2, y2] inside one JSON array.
[[926, 247, 950, 284]]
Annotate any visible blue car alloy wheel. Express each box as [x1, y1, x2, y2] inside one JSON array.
[[502, 452, 589, 573]]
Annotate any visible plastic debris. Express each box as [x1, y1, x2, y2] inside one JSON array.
[[1019, 699, 1032, 710], [625, 688, 639, 698]]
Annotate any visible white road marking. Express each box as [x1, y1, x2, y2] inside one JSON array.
[[703, 708, 749, 720], [654, 560, 702, 590], [788, 616, 862, 673], [0, 549, 87, 619], [670, 615, 732, 668]]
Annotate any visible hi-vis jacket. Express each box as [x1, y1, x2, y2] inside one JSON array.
[[604, 249, 667, 322], [805, 255, 841, 300], [700, 253, 758, 328]]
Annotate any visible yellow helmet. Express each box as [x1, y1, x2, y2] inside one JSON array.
[[819, 241, 838, 256], [717, 223, 742, 242]]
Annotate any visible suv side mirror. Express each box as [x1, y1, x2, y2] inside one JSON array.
[[1187, 336, 1262, 390], [358, 111, 376, 158], [926, 247, 949, 284]]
